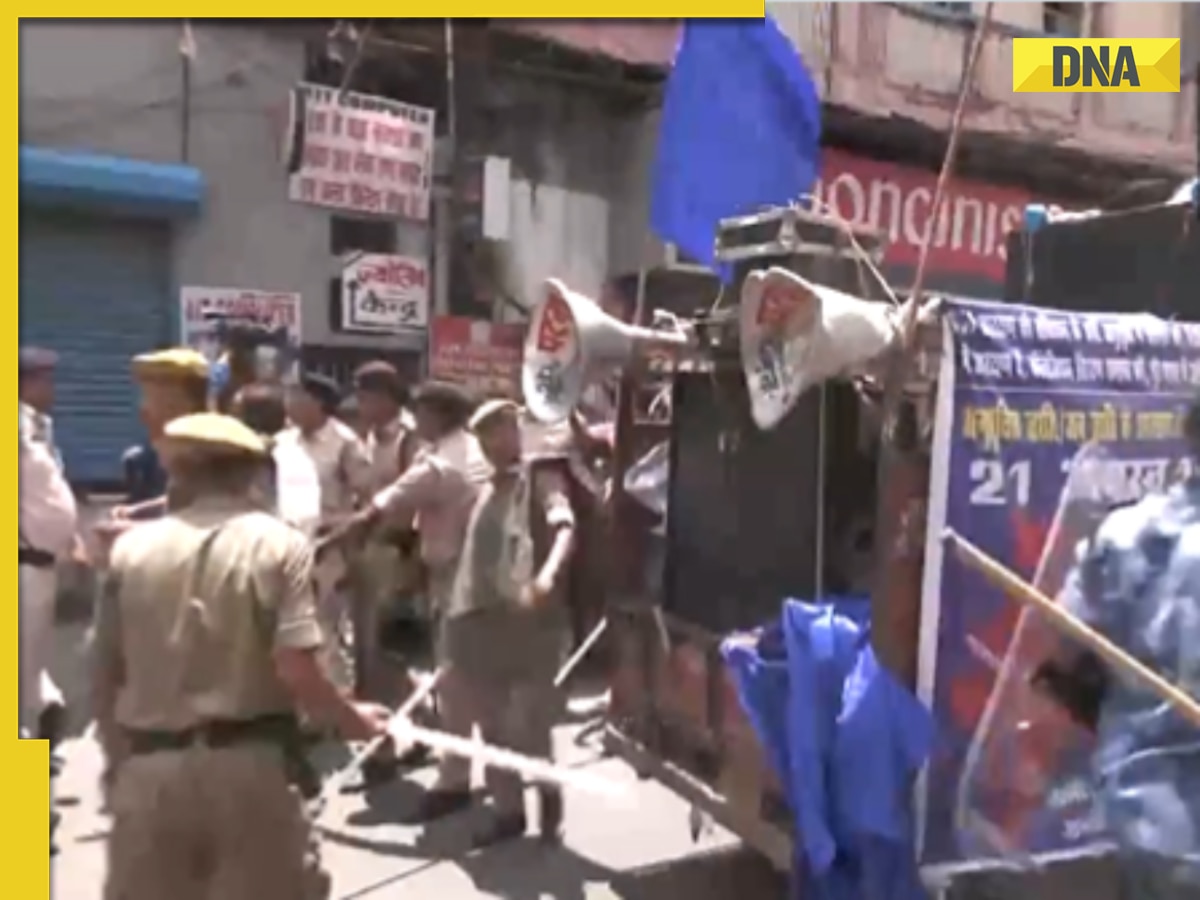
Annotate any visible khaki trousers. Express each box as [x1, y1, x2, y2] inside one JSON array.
[[433, 607, 566, 811], [18, 565, 62, 737], [105, 744, 328, 900]]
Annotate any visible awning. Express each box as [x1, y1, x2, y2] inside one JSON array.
[[20, 146, 205, 218], [493, 21, 679, 69]]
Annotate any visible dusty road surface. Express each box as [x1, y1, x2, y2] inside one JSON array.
[[51, 721, 786, 900]]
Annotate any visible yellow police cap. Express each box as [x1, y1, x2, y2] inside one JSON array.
[[161, 412, 267, 457], [132, 348, 210, 381], [468, 398, 521, 432]]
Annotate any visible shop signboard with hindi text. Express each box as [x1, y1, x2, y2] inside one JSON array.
[[428, 316, 524, 399], [287, 83, 435, 222], [179, 286, 302, 368], [340, 253, 430, 335], [918, 299, 1200, 876]]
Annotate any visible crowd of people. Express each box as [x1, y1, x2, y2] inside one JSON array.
[[18, 340, 611, 899]]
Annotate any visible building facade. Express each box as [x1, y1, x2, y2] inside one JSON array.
[[606, 4, 1196, 299], [19, 20, 634, 485], [19, 13, 1196, 484]]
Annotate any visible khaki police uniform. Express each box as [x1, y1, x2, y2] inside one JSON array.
[[438, 457, 574, 810], [370, 426, 488, 779], [277, 416, 373, 692], [354, 410, 421, 696], [93, 414, 329, 900]]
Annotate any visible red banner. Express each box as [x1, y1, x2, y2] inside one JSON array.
[[814, 150, 1035, 284], [428, 316, 524, 398]]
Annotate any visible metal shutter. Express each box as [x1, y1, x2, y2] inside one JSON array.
[[20, 210, 171, 486]]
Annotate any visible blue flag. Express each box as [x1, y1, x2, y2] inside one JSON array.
[[650, 19, 822, 272]]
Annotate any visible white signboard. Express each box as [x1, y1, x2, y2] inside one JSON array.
[[179, 286, 303, 365], [341, 253, 430, 335], [287, 83, 435, 222]]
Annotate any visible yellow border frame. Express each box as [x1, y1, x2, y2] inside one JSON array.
[[14, 17, 52, 899]]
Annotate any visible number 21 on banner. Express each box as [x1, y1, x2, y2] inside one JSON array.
[[969, 458, 1032, 507]]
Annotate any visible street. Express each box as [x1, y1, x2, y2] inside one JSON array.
[[51, 704, 784, 900]]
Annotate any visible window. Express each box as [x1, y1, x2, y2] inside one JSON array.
[[1043, 2, 1085, 37], [329, 216, 396, 256]]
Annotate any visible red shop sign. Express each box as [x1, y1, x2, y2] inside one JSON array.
[[813, 149, 1035, 284], [428, 316, 524, 398]]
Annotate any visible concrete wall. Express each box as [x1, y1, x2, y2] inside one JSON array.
[[465, 70, 618, 319], [20, 21, 428, 350], [21, 22, 621, 336]]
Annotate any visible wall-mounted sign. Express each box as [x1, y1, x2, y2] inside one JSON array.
[[341, 253, 430, 335], [428, 315, 524, 398], [285, 83, 435, 221], [179, 286, 302, 366]]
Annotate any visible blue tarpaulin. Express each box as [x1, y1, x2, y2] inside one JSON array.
[[722, 597, 934, 900], [649, 18, 822, 275]]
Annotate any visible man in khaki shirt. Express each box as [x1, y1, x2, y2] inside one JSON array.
[[352, 362, 420, 696], [339, 381, 488, 805], [431, 399, 576, 845], [92, 413, 388, 900], [279, 372, 374, 692]]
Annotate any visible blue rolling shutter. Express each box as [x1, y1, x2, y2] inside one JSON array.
[[20, 210, 171, 486]]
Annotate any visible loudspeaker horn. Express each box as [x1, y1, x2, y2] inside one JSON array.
[[522, 278, 689, 424], [740, 267, 899, 430]]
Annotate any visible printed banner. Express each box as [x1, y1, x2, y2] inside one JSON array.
[[341, 253, 430, 335], [179, 286, 302, 367], [428, 316, 524, 398], [287, 83, 435, 221], [919, 299, 1200, 873]]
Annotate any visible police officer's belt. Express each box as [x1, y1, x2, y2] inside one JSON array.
[[18, 547, 56, 569], [123, 713, 301, 755]]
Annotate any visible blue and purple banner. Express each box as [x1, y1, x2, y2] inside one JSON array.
[[918, 299, 1200, 875]]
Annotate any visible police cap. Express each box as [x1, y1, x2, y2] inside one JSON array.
[[19, 347, 59, 374], [132, 348, 210, 382], [161, 412, 268, 459], [468, 398, 521, 433]]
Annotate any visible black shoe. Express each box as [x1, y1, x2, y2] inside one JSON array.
[[538, 787, 563, 844], [38, 703, 65, 751], [360, 756, 398, 789], [471, 811, 527, 850], [406, 788, 471, 824], [395, 742, 433, 771]]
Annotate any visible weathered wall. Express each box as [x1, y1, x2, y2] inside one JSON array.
[[464, 69, 618, 318], [20, 21, 430, 349]]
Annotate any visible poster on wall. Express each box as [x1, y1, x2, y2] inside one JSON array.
[[918, 299, 1200, 878], [179, 286, 303, 372], [428, 315, 524, 398], [341, 253, 430, 335], [286, 83, 435, 222]]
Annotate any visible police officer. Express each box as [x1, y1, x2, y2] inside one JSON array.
[[91, 413, 389, 900], [120, 348, 212, 505], [19, 349, 78, 747], [1034, 390, 1200, 898], [351, 363, 420, 699], [338, 380, 488, 815], [278, 373, 374, 693], [440, 398, 576, 846]]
